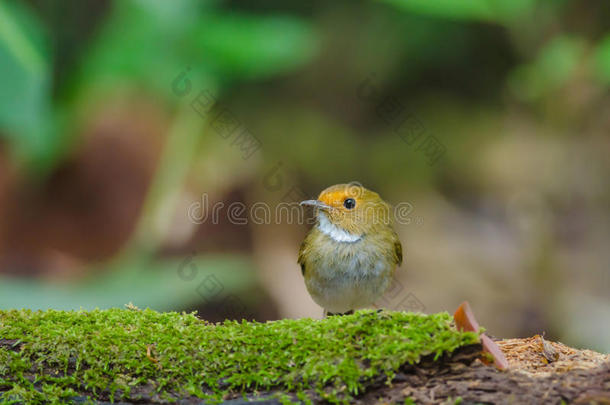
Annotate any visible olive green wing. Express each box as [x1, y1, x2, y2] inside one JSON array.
[[393, 235, 403, 266], [297, 239, 308, 276]]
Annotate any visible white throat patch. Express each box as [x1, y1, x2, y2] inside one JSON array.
[[317, 212, 362, 243]]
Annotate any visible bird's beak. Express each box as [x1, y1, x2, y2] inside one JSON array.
[[299, 200, 332, 211]]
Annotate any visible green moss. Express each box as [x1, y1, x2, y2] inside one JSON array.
[[0, 308, 479, 404]]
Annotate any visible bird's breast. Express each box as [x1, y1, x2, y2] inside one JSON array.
[[309, 240, 388, 279], [303, 234, 395, 306]]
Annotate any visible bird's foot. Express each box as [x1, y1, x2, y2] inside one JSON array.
[[324, 310, 354, 317]]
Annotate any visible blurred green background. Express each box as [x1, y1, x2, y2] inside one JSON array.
[[0, 0, 608, 352]]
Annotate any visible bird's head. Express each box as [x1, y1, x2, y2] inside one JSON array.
[[300, 183, 392, 236]]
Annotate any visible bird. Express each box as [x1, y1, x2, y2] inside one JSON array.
[[298, 183, 402, 316]]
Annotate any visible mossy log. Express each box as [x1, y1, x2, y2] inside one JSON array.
[[0, 308, 607, 404]]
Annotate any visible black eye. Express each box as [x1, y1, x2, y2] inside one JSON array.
[[343, 198, 356, 209]]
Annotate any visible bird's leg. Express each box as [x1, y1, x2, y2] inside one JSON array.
[[324, 309, 354, 317]]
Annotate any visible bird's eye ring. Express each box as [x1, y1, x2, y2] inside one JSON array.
[[343, 198, 356, 209]]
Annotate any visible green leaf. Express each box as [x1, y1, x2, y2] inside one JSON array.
[[0, 1, 54, 168], [71, 0, 217, 101], [193, 12, 318, 80], [508, 35, 586, 100], [0, 255, 256, 311], [380, 0, 536, 23], [74, 2, 316, 101], [593, 33, 610, 87]]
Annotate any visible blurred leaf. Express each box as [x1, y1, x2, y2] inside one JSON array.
[[380, 0, 535, 23], [74, 1, 316, 103], [0, 255, 256, 311], [508, 35, 586, 101], [70, 0, 217, 103], [593, 33, 610, 87], [193, 13, 317, 80], [0, 1, 55, 170]]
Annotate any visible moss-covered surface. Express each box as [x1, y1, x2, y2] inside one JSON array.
[[0, 308, 479, 404]]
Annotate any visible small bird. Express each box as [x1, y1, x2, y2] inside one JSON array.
[[298, 183, 402, 315]]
